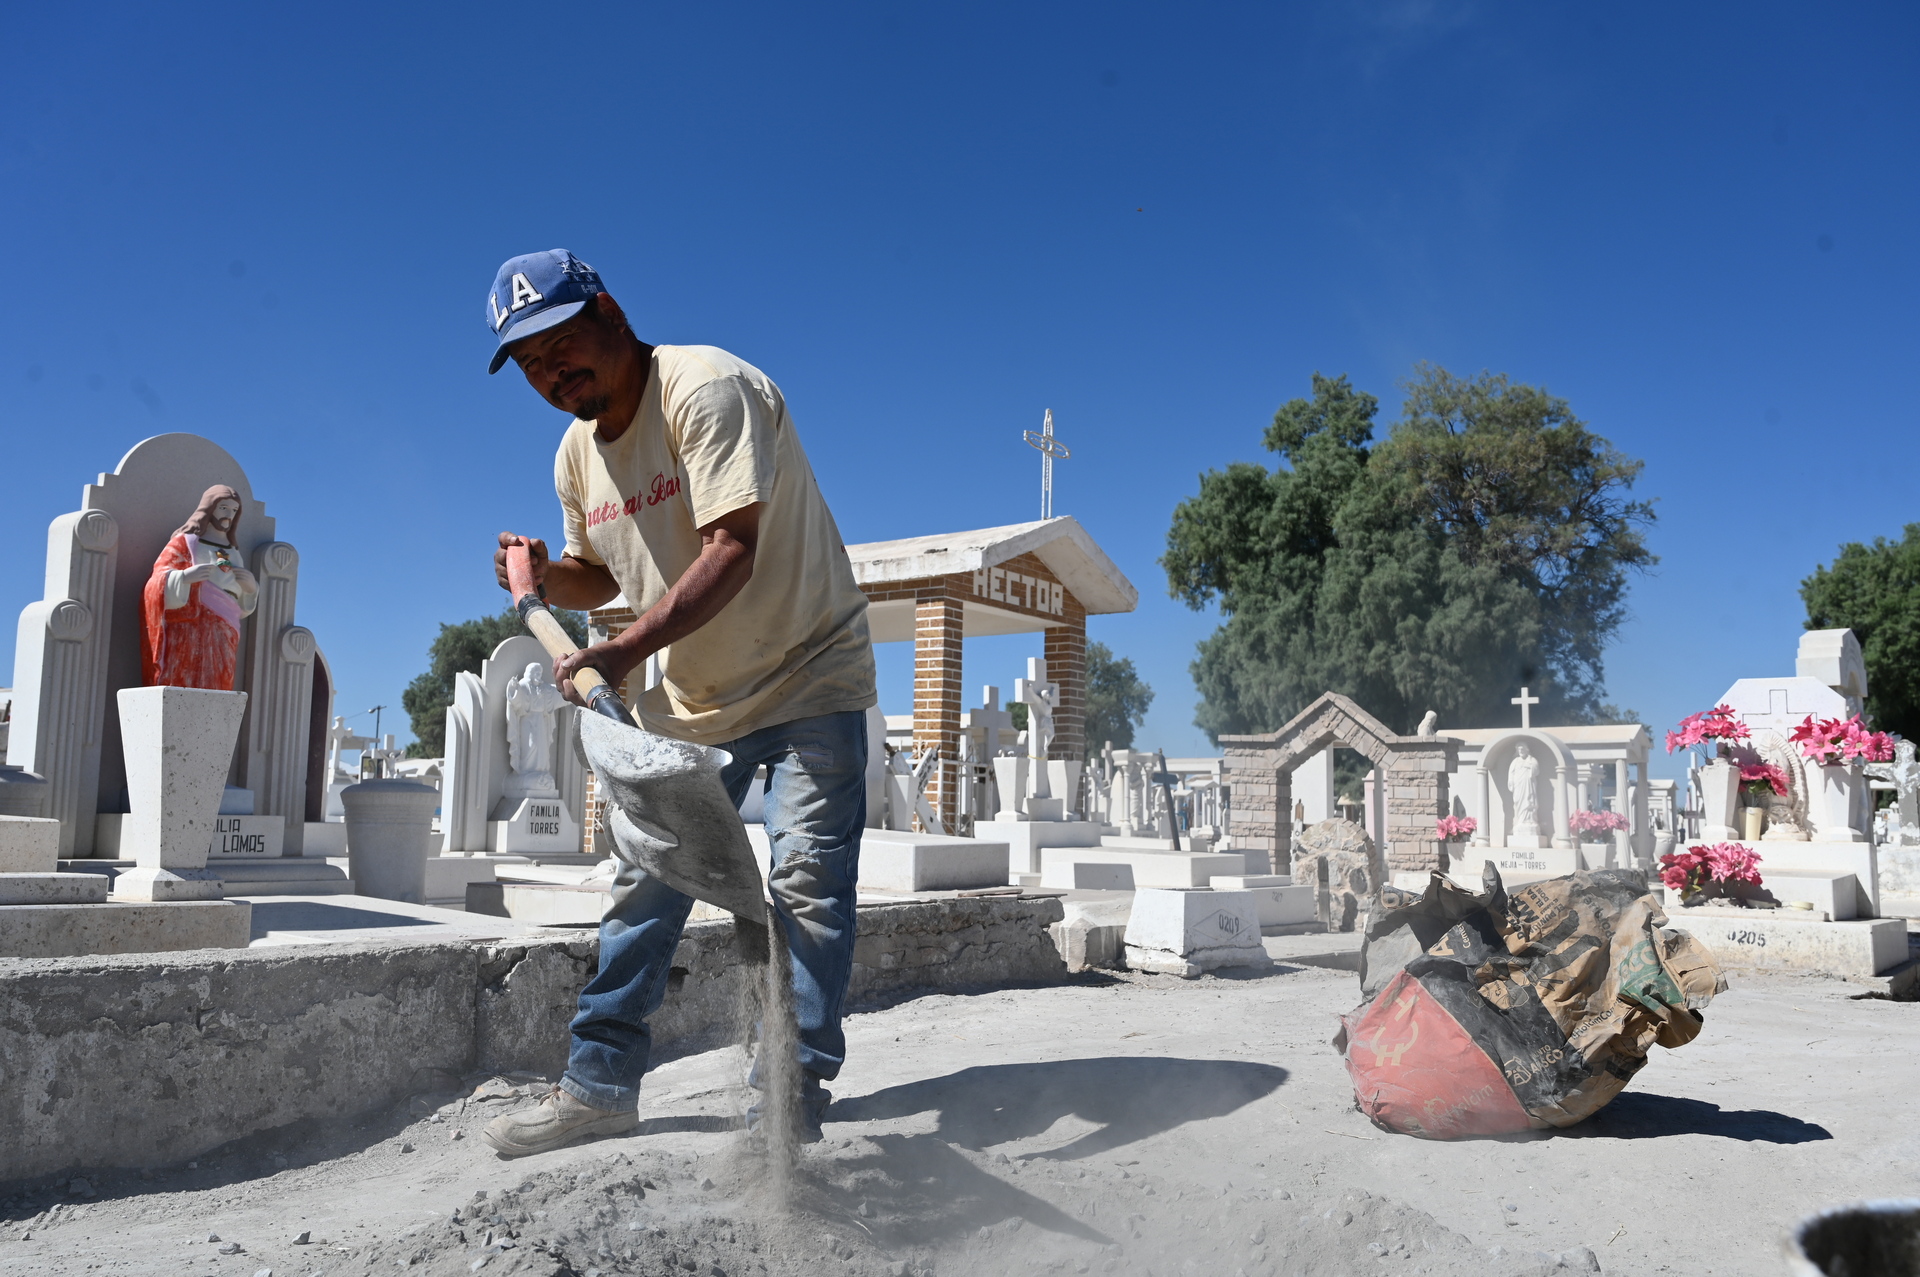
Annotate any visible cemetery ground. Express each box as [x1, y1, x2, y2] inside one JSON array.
[[4, 948, 1917, 1277]]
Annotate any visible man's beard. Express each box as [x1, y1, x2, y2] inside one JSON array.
[[202, 518, 233, 546], [572, 394, 612, 420]]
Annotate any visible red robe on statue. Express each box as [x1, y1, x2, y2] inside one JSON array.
[[141, 533, 245, 690]]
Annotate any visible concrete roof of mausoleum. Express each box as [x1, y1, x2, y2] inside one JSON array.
[[843, 517, 1139, 617]]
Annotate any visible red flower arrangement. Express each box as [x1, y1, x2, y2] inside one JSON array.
[[1789, 713, 1896, 767], [1435, 815, 1477, 841], [1658, 842, 1764, 899], [1664, 705, 1750, 755]]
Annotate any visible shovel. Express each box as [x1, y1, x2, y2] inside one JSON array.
[[504, 543, 767, 924]]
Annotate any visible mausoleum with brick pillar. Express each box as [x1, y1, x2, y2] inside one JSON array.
[[843, 518, 1138, 832], [1222, 692, 1458, 887]]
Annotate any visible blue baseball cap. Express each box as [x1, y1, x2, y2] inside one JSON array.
[[484, 249, 605, 373]]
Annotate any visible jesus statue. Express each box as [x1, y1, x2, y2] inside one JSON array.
[[140, 485, 259, 690]]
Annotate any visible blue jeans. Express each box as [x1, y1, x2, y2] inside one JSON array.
[[559, 710, 867, 1111]]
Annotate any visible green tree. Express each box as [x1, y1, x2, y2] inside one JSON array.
[[1084, 641, 1155, 749], [402, 608, 588, 756], [1162, 366, 1654, 742], [1801, 525, 1920, 739]]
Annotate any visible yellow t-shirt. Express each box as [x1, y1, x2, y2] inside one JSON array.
[[554, 344, 876, 745]]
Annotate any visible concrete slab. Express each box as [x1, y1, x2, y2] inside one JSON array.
[[1262, 927, 1363, 971], [213, 857, 356, 896], [1124, 887, 1270, 976], [0, 814, 59, 872], [1662, 872, 1861, 921], [1663, 906, 1907, 977], [860, 829, 1010, 892], [234, 893, 543, 946], [974, 819, 1102, 875], [467, 881, 606, 926], [1039, 846, 1245, 890], [0, 900, 251, 958], [1210, 873, 1317, 927], [424, 854, 515, 904], [1723, 839, 1881, 916], [0, 872, 110, 905]]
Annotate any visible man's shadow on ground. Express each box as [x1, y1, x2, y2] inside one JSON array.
[[800, 1057, 1287, 1249], [829, 1056, 1288, 1161]]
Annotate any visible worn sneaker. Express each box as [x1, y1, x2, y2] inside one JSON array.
[[481, 1086, 638, 1157]]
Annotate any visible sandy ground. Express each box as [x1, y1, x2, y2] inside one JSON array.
[[3, 957, 1916, 1277]]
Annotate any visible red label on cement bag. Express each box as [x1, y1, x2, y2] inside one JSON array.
[[1342, 969, 1531, 1138]]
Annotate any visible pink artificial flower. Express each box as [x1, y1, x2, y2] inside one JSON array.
[[1666, 705, 1751, 753], [1736, 759, 1789, 796]]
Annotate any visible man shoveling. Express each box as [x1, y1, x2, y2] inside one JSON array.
[[478, 249, 877, 1157]]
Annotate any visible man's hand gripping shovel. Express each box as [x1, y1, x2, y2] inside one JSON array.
[[503, 542, 769, 930]]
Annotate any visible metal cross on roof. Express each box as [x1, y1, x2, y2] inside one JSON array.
[[1511, 686, 1540, 729], [1022, 409, 1071, 521]]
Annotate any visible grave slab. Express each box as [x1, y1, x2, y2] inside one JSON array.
[[0, 900, 251, 958], [0, 814, 60, 872], [212, 858, 356, 896], [1038, 846, 1245, 890], [425, 854, 516, 905], [0, 872, 111, 905], [1662, 906, 1907, 977], [236, 893, 540, 946], [1123, 887, 1271, 976], [1209, 873, 1317, 928], [1660, 871, 1862, 921], [860, 830, 1011, 892], [973, 819, 1102, 875], [1725, 839, 1881, 917], [467, 880, 606, 926]]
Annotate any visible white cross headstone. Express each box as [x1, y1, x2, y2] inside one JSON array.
[[1511, 686, 1540, 730], [963, 686, 1015, 758]]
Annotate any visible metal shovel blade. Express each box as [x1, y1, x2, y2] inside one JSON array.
[[577, 711, 767, 923]]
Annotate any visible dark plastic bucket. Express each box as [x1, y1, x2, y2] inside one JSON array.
[[1786, 1200, 1920, 1276]]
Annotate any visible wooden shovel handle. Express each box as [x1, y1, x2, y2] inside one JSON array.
[[504, 542, 637, 727]]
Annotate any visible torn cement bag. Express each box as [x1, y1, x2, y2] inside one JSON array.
[[1335, 865, 1725, 1138]]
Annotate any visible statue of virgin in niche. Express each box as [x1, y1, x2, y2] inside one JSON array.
[[1508, 742, 1541, 838]]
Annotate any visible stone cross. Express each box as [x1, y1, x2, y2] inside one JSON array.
[[1015, 657, 1059, 800], [963, 685, 1015, 759], [326, 715, 373, 785], [1511, 686, 1540, 730], [1022, 409, 1071, 521]]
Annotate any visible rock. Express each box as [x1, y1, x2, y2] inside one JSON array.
[[451, 1130, 465, 1141], [292, 1231, 310, 1245], [1557, 1247, 1602, 1273], [253, 1269, 272, 1277], [1293, 818, 1376, 932], [207, 1233, 221, 1243], [218, 1242, 243, 1254], [473, 1190, 489, 1202], [698, 1177, 714, 1191], [401, 1142, 416, 1153]]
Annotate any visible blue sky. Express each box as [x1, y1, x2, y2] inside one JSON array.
[[3, 2, 1914, 781]]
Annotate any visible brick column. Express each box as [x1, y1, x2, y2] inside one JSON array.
[[1043, 595, 1087, 762], [913, 588, 965, 831]]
